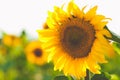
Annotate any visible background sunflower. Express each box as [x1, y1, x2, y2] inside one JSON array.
[[2, 34, 21, 47], [25, 40, 48, 65]]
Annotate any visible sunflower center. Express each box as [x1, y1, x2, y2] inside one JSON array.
[[33, 48, 42, 57], [64, 27, 83, 48], [60, 21, 95, 58]]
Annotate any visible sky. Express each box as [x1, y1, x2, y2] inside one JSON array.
[[0, 0, 120, 38]]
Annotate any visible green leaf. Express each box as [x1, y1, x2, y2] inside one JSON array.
[[54, 75, 73, 80], [112, 42, 120, 55], [105, 26, 120, 43], [91, 72, 111, 80]]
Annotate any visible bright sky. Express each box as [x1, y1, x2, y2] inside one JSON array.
[[0, 0, 120, 38]]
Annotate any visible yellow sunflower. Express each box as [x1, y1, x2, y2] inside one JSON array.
[[2, 34, 21, 47], [25, 41, 48, 65], [37, 1, 114, 78]]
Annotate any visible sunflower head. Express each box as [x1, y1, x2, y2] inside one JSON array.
[[25, 41, 48, 65], [2, 34, 21, 47], [37, 1, 114, 78]]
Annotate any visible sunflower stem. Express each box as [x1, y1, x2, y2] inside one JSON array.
[[105, 26, 120, 43], [85, 70, 89, 80]]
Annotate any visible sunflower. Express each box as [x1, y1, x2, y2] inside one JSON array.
[[25, 41, 48, 65], [37, 1, 114, 78], [2, 34, 21, 47], [0, 45, 6, 55]]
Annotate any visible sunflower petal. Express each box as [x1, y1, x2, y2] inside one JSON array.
[[67, 1, 84, 18], [84, 6, 98, 20], [37, 29, 57, 37], [91, 15, 105, 26], [95, 21, 108, 30], [86, 56, 101, 74]]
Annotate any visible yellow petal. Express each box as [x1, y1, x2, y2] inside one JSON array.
[[84, 6, 98, 20], [91, 15, 105, 26], [54, 6, 68, 19], [37, 29, 57, 37], [42, 39, 58, 49], [75, 59, 86, 77], [54, 53, 67, 71], [47, 11, 59, 29], [95, 33, 115, 57], [63, 57, 73, 75], [94, 21, 108, 30], [99, 29, 112, 38], [90, 50, 108, 63], [86, 57, 101, 74], [67, 1, 84, 18]]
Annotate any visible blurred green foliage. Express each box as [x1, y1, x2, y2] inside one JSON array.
[[0, 31, 62, 80], [101, 42, 120, 80]]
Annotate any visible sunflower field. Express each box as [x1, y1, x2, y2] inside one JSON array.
[[0, 31, 61, 80], [0, 1, 120, 80]]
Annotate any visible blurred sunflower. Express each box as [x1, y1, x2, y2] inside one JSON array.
[[25, 41, 48, 65], [2, 34, 21, 47], [37, 1, 114, 78], [0, 45, 6, 55]]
